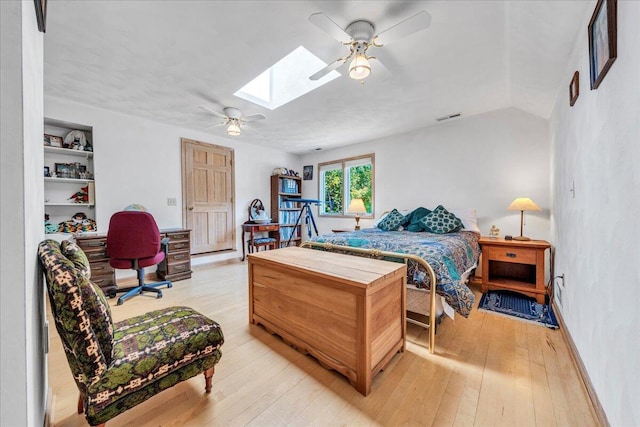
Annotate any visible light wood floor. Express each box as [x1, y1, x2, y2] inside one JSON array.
[[48, 259, 599, 427]]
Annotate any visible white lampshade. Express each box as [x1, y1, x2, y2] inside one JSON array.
[[348, 54, 371, 80], [348, 198, 366, 213], [507, 198, 541, 212], [227, 122, 241, 136], [507, 197, 541, 241]]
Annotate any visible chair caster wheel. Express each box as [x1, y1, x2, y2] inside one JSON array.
[[117, 300, 124, 306], [167, 283, 173, 288], [156, 292, 163, 299]]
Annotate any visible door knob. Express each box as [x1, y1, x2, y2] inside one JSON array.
[[188, 205, 194, 211]]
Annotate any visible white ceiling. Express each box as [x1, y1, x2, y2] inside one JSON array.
[[44, 1, 592, 154]]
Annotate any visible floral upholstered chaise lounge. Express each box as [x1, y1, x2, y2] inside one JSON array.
[[38, 239, 224, 426]]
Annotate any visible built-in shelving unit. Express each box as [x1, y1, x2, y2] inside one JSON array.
[[44, 118, 97, 233], [270, 174, 302, 246]]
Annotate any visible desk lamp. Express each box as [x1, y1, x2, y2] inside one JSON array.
[[507, 197, 541, 241], [348, 199, 366, 230]]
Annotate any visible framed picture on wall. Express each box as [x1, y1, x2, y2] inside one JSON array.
[[588, 0, 617, 89], [569, 71, 579, 106], [303, 165, 313, 180]]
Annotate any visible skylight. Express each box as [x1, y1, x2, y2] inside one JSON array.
[[234, 46, 340, 110]]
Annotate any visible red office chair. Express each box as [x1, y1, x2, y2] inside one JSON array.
[[106, 211, 172, 305]]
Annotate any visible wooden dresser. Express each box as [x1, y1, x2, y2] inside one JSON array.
[[248, 246, 406, 396]]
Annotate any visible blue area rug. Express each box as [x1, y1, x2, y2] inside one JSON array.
[[478, 291, 559, 329]]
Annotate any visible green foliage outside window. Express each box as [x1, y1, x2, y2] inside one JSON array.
[[321, 158, 373, 215]]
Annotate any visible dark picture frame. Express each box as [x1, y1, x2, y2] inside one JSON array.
[[588, 0, 617, 90], [569, 71, 579, 106], [303, 165, 313, 180], [44, 166, 50, 177], [34, 0, 47, 33]]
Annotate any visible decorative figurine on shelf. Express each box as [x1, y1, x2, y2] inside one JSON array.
[[489, 224, 500, 238], [57, 212, 97, 233], [68, 186, 89, 203], [63, 130, 87, 150], [272, 167, 288, 176], [44, 214, 58, 234]]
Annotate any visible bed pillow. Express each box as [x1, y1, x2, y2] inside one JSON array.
[[419, 205, 464, 234], [404, 207, 432, 232], [377, 208, 406, 231], [449, 208, 481, 234]]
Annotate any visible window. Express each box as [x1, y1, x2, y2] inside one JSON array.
[[318, 154, 374, 217]]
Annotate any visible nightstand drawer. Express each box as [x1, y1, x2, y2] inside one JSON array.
[[487, 247, 536, 264]]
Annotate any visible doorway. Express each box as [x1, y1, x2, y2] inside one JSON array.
[[181, 138, 235, 254]]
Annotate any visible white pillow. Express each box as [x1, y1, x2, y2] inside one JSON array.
[[449, 208, 481, 234]]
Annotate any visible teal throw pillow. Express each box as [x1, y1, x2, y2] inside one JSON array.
[[419, 205, 464, 234], [404, 207, 432, 232], [377, 209, 406, 231]]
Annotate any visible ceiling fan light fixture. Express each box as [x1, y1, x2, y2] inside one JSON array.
[[227, 121, 241, 136], [349, 54, 371, 80]]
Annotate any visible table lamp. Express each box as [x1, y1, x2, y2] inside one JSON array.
[[348, 198, 366, 230], [507, 197, 541, 241]]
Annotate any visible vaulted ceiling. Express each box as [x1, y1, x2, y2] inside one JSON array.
[[44, 1, 592, 153]]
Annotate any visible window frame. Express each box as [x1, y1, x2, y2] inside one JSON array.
[[317, 153, 375, 218]]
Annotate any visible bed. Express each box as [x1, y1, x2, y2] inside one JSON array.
[[302, 207, 481, 353]]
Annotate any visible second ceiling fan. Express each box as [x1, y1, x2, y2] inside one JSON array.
[[309, 10, 432, 81]]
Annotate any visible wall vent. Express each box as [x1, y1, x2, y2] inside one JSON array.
[[435, 113, 462, 122]]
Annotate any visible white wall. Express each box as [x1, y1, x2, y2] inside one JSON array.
[[550, 1, 640, 425], [45, 97, 298, 265], [300, 107, 551, 242], [1, 1, 46, 425]]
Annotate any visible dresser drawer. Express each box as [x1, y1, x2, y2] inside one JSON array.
[[168, 240, 189, 252], [91, 273, 116, 290], [167, 251, 190, 263], [487, 246, 536, 265], [167, 260, 191, 275], [165, 231, 190, 242], [89, 260, 114, 276]]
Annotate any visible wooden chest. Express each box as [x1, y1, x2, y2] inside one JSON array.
[[248, 246, 406, 396]]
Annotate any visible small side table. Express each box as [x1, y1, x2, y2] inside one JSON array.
[[479, 237, 550, 304], [242, 222, 280, 261]]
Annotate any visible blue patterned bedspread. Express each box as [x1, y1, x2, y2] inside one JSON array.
[[311, 228, 481, 317]]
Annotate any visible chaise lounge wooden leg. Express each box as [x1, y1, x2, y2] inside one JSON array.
[[204, 367, 215, 393], [77, 395, 84, 414]]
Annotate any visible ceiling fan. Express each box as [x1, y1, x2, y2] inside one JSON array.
[[200, 106, 265, 136], [308, 10, 432, 81]]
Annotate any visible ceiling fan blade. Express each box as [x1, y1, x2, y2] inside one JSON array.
[[374, 10, 432, 46], [200, 106, 227, 119], [370, 57, 392, 80], [309, 57, 348, 81], [204, 120, 226, 129], [242, 113, 266, 122], [309, 12, 351, 43]]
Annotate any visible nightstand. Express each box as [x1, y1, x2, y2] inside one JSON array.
[[479, 237, 551, 304]]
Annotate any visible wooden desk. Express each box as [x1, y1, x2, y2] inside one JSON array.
[[248, 247, 406, 396], [241, 222, 280, 261]]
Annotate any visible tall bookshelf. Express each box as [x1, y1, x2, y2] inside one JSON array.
[[270, 174, 302, 246]]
